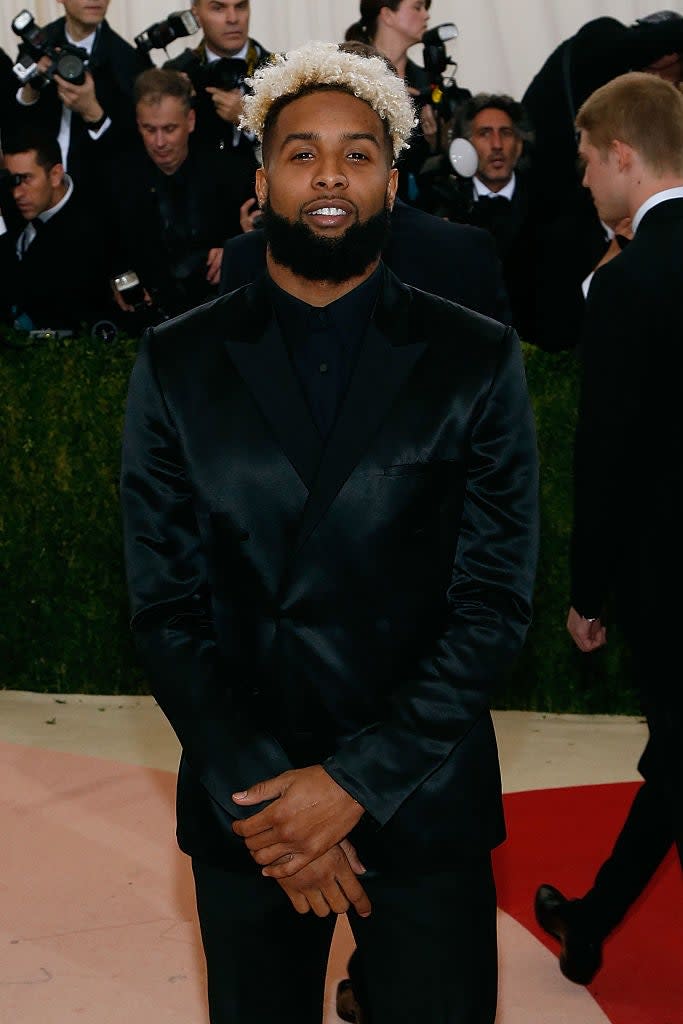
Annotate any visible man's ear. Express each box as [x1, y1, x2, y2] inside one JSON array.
[[386, 167, 399, 211], [613, 139, 634, 172], [49, 162, 65, 189], [255, 166, 268, 208], [187, 108, 196, 134]]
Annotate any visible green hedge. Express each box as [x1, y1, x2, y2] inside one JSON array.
[[0, 334, 637, 712]]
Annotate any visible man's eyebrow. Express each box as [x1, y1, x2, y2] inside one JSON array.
[[279, 131, 382, 149], [343, 131, 381, 148], [280, 132, 319, 148]]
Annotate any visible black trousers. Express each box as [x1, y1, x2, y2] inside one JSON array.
[[580, 700, 682, 939], [192, 854, 498, 1024]]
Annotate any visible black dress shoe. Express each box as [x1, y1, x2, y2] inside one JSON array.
[[534, 884, 603, 985], [336, 978, 363, 1023]]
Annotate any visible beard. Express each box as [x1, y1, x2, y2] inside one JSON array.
[[260, 199, 391, 283]]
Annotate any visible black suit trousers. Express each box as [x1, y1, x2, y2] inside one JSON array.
[[192, 855, 497, 1024]]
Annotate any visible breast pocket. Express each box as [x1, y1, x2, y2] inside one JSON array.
[[382, 460, 460, 478]]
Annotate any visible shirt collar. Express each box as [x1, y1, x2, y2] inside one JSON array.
[[632, 186, 683, 232], [473, 171, 516, 201], [267, 263, 382, 344], [65, 26, 97, 55], [38, 174, 74, 225], [205, 40, 249, 63]]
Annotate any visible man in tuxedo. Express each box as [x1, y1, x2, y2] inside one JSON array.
[[0, 132, 112, 331], [522, 12, 683, 224], [13, 0, 150, 197], [164, 0, 270, 175], [219, 197, 512, 322], [535, 72, 683, 984], [121, 42, 538, 1024]]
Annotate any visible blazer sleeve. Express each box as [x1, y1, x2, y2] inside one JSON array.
[[324, 328, 539, 825], [569, 260, 639, 617], [120, 332, 293, 818]]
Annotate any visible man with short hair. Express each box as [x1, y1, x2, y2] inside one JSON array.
[[535, 71, 683, 985], [0, 131, 111, 330], [13, 1, 150, 196], [165, 0, 270, 161], [109, 68, 254, 320], [460, 95, 537, 339], [121, 42, 538, 1024]]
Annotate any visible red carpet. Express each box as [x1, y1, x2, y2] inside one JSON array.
[[495, 783, 682, 1024]]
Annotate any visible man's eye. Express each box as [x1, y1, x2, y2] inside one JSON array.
[[292, 151, 314, 160], [348, 151, 369, 161]]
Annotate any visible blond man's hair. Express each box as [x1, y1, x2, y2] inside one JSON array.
[[576, 71, 683, 175]]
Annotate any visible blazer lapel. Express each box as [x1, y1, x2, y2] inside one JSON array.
[[293, 268, 426, 551], [223, 280, 323, 490]]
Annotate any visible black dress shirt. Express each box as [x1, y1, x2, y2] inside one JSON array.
[[267, 266, 381, 440]]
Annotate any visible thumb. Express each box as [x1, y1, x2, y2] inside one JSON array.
[[232, 775, 285, 805], [340, 838, 367, 875]]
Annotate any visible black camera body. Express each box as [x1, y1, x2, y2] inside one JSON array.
[[172, 47, 248, 93], [111, 270, 171, 328], [12, 9, 87, 88], [134, 10, 199, 55], [415, 23, 471, 123]]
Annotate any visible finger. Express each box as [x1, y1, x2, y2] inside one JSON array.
[[281, 886, 310, 915], [339, 838, 366, 875], [320, 880, 350, 915], [232, 812, 274, 838], [337, 869, 372, 918], [307, 890, 332, 918], [262, 852, 318, 878], [232, 776, 285, 806]]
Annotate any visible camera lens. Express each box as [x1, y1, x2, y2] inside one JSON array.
[[56, 53, 85, 85]]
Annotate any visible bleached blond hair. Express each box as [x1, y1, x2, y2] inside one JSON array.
[[240, 40, 417, 160]]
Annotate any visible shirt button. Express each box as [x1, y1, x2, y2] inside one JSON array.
[[319, 362, 328, 374]]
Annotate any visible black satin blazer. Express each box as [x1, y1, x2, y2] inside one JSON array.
[[121, 266, 539, 870]]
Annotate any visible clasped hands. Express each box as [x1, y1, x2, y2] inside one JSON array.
[[232, 764, 371, 918]]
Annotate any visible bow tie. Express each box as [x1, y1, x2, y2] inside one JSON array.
[[477, 194, 511, 204]]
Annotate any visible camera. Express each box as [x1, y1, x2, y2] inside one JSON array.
[[172, 47, 248, 93], [415, 23, 471, 123], [134, 10, 199, 55], [12, 9, 87, 88], [112, 270, 171, 327]]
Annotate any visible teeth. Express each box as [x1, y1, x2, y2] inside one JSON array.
[[310, 207, 347, 216]]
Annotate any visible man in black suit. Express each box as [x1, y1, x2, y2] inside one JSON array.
[[13, 0, 150, 195], [164, 0, 270, 179], [0, 131, 112, 331], [110, 69, 255, 322], [522, 12, 683, 224], [121, 42, 538, 1024], [220, 197, 511, 322], [535, 71, 683, 985]]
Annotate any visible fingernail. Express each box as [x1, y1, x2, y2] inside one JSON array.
[[233, 791, 247, 799]]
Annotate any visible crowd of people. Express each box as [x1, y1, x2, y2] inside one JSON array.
[[2, 1, 683, 345], [3, 4, 683, 1024]]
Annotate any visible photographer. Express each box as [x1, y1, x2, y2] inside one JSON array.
[[345, 0, 439, 203], [0, 131, 113, 332], [13, 1, 151, 198], [419, 94, 536, 339], [164, 0, 270, 174], [1, 47, 20, 146], [108, 68, 255, 324]]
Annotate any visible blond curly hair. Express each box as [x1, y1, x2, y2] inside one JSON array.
[[240, 40, 417, 160]]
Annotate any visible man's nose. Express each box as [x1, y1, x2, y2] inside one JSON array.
[[314, 162, 348, 190]]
